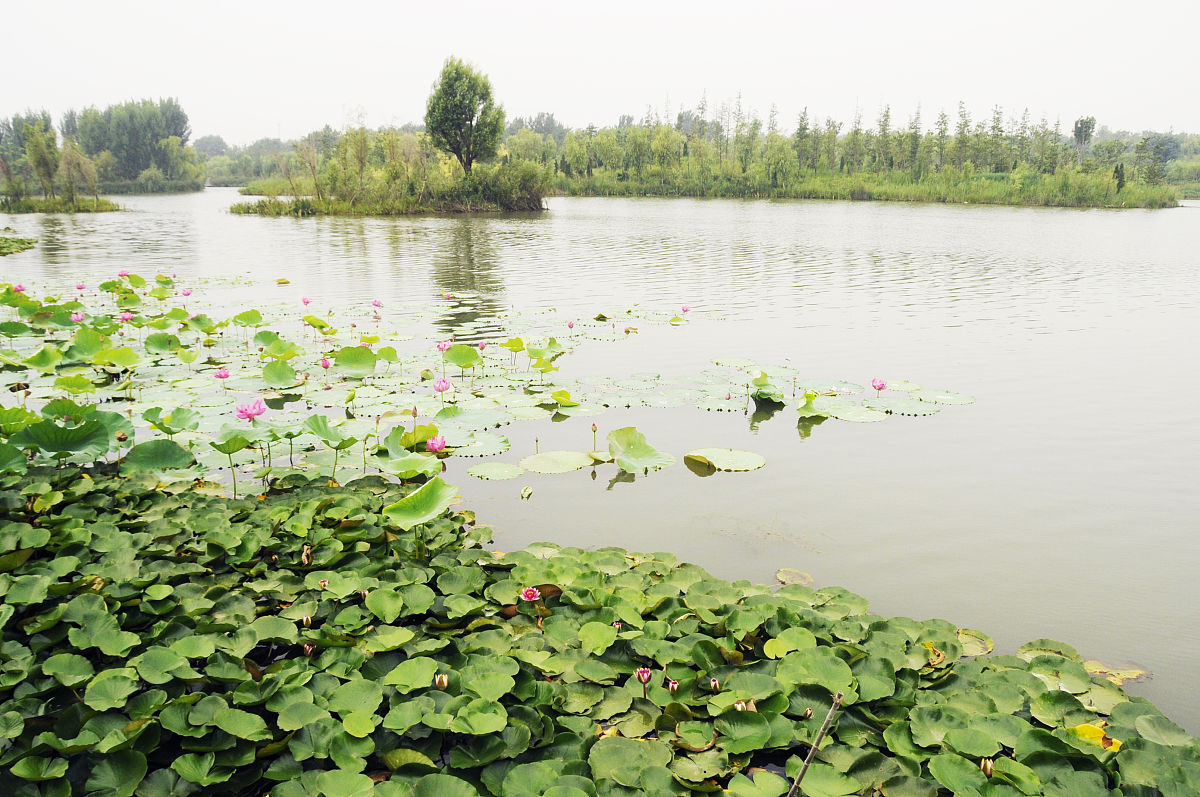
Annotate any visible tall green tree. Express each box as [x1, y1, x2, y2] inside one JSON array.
[[424, 57, 505, 175]]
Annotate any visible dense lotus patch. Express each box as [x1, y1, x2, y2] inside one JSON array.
[[0, 276, 967, 492], [0, 466, 1196, 795]]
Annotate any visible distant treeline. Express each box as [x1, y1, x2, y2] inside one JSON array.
[[231, 101, 1193, 209], [0, 98, 202, 209]]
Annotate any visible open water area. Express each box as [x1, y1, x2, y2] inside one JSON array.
[[4, 188, 1199, 730]]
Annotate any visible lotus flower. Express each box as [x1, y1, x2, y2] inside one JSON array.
[[119, 312, 134, 322], [302, 297, 311, 305], [426, 435, 446, 453], [303, 643, 315, 656], [434, 673, 449, 690], [567, 321, 574, 329], [118, 270, 129, 277], [635, 668, 652, 684], [69, 312, 85, 322], [443, 292, 452, 299], [320, 357, 330, 369], [872, 378, 887, 394], [214, 368, 230, 379], [733, 700, 747, 711], [433, 378, 451, 393], [181, 289, 192, 297], [76, 283, 85, 290], [681, 305, 690, 313], [318, 579, 329, 588], [478, 341, 486, 350], [520, 587, 541, 602], [667, 679, 679, 693], [13, 284, 25, 293], [612, 620, 621, 630], [235, 399, 266, 421], [709, 677, 719, 691], [436, 340, 451, 352], [372, 299, 382, 308]]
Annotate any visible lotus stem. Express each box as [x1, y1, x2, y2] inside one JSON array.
[[786, 691, 844, 797], [228, 453, 237, 499]]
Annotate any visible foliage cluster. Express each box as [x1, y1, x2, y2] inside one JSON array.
[[0, 100, 202, 207], [0, 233, 37, 256]]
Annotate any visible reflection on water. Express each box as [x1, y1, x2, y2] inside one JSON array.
[[3, 190, 1200, 729]]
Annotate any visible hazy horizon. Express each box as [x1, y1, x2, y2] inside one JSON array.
[[3, 0, 1197, 146]]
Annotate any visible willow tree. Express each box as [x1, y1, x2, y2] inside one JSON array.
[[424, 57, 505, 175]]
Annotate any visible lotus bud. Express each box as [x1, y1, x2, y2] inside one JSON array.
[[612, 621, 622, 630], [710, 677, 720, 692], [733, 700, 747, 711], [318, 579, 329, 588], [302, 615, 311, 627], [592, 423, 598, 433], [434, 673, 449, 690], [635, 668, 652, 684], [980, 759, 994, 777], [802, 707, 813, 719], [303, 643, 315, 656], [667, 679, 679, 694], [115, 431, 128, 442]]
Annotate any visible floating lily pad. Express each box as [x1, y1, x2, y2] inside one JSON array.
[[863, 397, 942, 416], [608, 427, 674, 474], [466, 462, 523, 481], [518, 451, 593, 474], [453, 432, 511, 458], [684, 448, 766, 474], [910, 388, 976, 405]]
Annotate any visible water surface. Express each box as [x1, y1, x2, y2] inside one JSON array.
[[4, 189, 1199, 728]]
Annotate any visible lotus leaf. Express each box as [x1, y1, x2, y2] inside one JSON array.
[[607, 426, 674, 473], [519, 450, 593, 474], [684, 447, 766, 474]]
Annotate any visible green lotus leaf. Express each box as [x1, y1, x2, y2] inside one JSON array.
[[21, 344, 63, 373], [12, 418, 110, 460], [1017, 638, 1081, 662], [93, 346, 142, 369], [579, 621, 620, 655], [334, 345, 377, 379], [444, 344, 483, 369], [53, 374, 96, 394], [123, 439, 196, 473], [84, 670, 139, 711], [232, 309, 263, 327], [262, 358, 298, 388], [209, 431, 251, 455], [328, 678, 384, 716], [863, 396, 942, 416], [684, 447, 765, 474], [142, 406, 201, 436], [84, 749, 146, 797], [11, 756, 69, 782], [466, 461, 523, 480], [214, 707, 272, 741], [374, 450, 442, 480], [910, 388, 975, 405], [144, 332, 183, 354], [608, 426, 674, 473], [589, 736, 672, 788], [263, 337, 303, 360], [278, 702, 331, 732], [714, 710, 771, 754], [383, 477, 460, 531], [411, 774, 480, 797], [314, 770, 373, 797], [452, 432, 510, 457], [927, 754, 987, 793], [43, 652, 95, 687], [518, 450, 593, 474]]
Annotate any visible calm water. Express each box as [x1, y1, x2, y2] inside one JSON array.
[[4, 189, 1199, 729]]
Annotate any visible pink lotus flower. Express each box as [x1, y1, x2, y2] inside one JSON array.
[[181, 289, 192, 297], [681, 305, 690, 313], [612, 621, 621, 630], [318, 579, 329, 588], [567, 321, 574, 329], [725, 392, 732, 400], [635, 668, 652, 684], [520, 587, 541, 602], [733, 700, 747, 711], [118, 270, 129, 277], [709, 677, 719, 691], [872, 378, 887, 394], [303, 643, 315, 656], [69, 312, 85, 322], [13, 284, 25, 293], [372, 299, 382, 308], [236, 399, 266, 421], [302, 297, 311, 305], [433, 378, 451, 393], [76, 283, 86, 290], [667, 679, 679, 693], [436, 340, 451, 352], [443, 292, 452, 299], [323, 384, 332, 390], [119, 312, 134, 322], [426, 435, 446, 453], [320, 357, 330, 369], [478, 341, 487, 351], [214, 368, 230, 379]]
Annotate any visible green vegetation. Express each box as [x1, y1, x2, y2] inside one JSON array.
[[231, 60, 543, 217], [0, 230, 35, 255], [1, 278, 1198, 794], [0, 99, 202, 208]]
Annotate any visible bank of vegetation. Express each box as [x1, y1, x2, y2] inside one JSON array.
[[233, 73, 1189, 211], [0, 228, 35, 255], [0, 99, 202, 210]]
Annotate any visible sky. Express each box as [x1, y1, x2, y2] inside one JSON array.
[[3, 0, 1197, 146]]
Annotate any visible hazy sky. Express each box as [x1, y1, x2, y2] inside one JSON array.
[[4, 1, 1197, 145]]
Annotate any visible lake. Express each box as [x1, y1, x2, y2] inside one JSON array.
[[4, 188, 1199, 729]]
